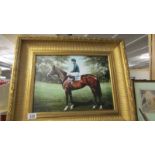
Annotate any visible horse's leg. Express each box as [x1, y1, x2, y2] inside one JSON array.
[[91, 88, 98, 109], [64, 90, 69, 111], [96, 81, 103, 110], [69, 90, 74, 110], [99, 96, 103, 110], [97, 88, 103, 110]]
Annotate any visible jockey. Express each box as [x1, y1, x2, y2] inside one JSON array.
[[67, 58, 80, 81]]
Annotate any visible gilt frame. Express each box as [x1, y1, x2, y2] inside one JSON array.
[[7, 35, 136, 121], [133, 80, 155, 121]]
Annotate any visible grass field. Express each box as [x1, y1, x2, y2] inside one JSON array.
[[33, 81, 113, 112]]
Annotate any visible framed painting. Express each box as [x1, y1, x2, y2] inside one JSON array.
[[133, 80, 155, 121], [7, 35, 135, 121]]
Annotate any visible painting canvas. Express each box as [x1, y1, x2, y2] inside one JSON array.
[[33, 55, 113, 112], [134, 81, 155, 121]]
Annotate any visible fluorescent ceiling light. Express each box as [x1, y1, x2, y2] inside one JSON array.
[[0, 54, 14, 59], [0, 76, 6, 80], [0, 57, 14, 64], [0, 66, 10, 71], [139, 53, 150, 60], [129, 63, 136, 67]]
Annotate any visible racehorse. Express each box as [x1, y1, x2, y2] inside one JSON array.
[[47, 65, 103, 111]]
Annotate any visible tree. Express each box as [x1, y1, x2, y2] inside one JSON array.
[[35, 56, 69, 82], [52, 56, 69, 70], [84, 56, 110, 82]]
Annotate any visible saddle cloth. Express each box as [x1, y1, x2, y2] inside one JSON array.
[[68, 72, 81, 81], [75, 75, 81, 81], [67, 75, 81, 81]]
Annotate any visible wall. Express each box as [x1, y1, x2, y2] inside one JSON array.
[[130, 68, 150, 80]]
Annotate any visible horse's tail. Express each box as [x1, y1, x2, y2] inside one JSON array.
[[96, 79, 102, 97]]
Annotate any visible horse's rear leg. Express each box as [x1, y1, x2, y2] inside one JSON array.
[[64, 91, 69, 111], [69, 91, 74, 110], [99, 96, 103, 110], [91, 89, 97, 109]]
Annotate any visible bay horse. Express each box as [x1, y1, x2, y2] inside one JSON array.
[[47, 65, 103, 111]]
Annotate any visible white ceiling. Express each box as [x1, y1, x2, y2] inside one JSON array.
[[0, 34, 149, 70]]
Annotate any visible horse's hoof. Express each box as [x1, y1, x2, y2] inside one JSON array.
[[70, 105, 74, 110], [92, 105, 97, 109], [64, 106, 69, 111], [99, 105, 103, 110]]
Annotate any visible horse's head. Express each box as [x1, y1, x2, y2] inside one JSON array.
[[47, 65, 57, 78]]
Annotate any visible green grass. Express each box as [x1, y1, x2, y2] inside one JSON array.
[[33, 81, 113, 112]]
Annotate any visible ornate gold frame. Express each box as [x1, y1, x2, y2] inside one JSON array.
[[7, 35, 136, 121], [149, 34, 155, 80]]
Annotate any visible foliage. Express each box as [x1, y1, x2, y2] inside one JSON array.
[[35, 56, 110, 82], [35, 56, 69, 82], [84, 56, 110, 81]]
